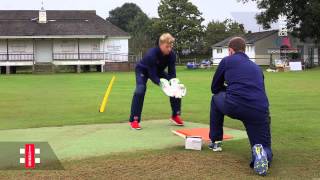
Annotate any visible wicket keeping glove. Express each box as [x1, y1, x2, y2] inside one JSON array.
[[179, 84, 187, 97], [169, 78, 187, 98], [160, 78, 173, 97]]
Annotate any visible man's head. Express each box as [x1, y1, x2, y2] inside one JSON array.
[[228, 37, 246, 56], [159, 33, 175, 55]]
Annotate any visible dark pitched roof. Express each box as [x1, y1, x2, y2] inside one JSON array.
[[0, 10, 129, 37], [212, 30, 278, 47]]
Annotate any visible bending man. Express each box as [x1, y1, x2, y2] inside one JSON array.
[[129, 33, 184, 130]]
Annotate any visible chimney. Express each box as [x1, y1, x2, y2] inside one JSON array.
[[38, 2, 47, 24]]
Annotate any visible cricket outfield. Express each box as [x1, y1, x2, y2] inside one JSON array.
[[0, 67, 319, 179]]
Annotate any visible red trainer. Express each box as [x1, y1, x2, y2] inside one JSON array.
[[171, 115, 184, 126], [130, 120, 141, 130]]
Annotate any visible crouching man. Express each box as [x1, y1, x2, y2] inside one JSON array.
[[209, 37, 273, 176], [129, 33, 185, 130]]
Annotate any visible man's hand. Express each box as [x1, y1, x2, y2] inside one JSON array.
[[169, 78, 187, 98], [160, 78, 173, 97]]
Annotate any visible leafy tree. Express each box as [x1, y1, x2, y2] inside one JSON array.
[[239, 0, 320, 42], [107, 3, 145, 32], [107, 3, 154, 55], [204, 19, 245, 54], [157, 0, 205, 55], [128, 13, 154, 54], [226, 19, 245, 35]]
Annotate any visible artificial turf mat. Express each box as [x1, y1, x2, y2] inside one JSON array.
[[0, 120, 247, 161]]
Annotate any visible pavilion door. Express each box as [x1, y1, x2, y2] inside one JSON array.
[[35, 39, 53, 63]]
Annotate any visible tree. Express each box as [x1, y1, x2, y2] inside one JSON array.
[[204, 19, 245, 54], [226, 19, 245, 35], [128, 12, 154, 54], [107, 3, 154, 55], [107, 3, 145, 32], [239, 0, 320, 42], [157, 0, 205, 55]]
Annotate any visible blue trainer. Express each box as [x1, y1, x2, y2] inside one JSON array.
[[252, 144, 269, 176]]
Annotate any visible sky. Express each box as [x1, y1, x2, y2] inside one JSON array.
[[0, 0, 278, 32]]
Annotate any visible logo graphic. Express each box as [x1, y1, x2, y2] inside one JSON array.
[[0, 142, 63, 170], [19, 144, 40, 169]]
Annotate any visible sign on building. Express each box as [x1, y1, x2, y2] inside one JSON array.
[[278, 15, 288, 37]]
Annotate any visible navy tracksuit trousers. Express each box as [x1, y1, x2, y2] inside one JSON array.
[[210, 91, 273, 165], [129, 67, 181, 122]]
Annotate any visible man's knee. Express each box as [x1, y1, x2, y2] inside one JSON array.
[[212, 92, 226, 114], [134, 85, 146, 95]]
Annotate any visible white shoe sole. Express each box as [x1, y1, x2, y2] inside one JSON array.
[[170, 119, 184, 126], [130, 126, 142, 130], [208, 142, 223, 152], [212, 147, 222, 152]]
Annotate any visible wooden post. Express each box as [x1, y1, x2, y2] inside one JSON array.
[[6, 66, 10, 74], [32, 39, 35, 73], [6, 39, 9, 61], [318, 46, 320, 66], [77, 65, 81, 73], [51, 64, 56, 73], [77, 39, 80, 60], [101, 64, 104, 72]]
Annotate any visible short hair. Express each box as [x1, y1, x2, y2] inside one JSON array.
[[159, 33, 175, 46], [228, 37, 246, 52]]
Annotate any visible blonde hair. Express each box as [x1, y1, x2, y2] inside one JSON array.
[[159, 33, 175, 45]]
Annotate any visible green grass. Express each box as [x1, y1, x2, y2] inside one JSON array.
[[0, 67, 217, 129], [0, 66, 320, 178]]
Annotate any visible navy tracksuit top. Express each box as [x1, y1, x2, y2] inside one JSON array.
[[212, 52, 269, 112], [136, 47, 176, 85]]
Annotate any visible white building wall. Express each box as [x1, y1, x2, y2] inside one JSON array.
[[245, 45, 256, 59], [0, 40, 6, 53], [7, 39, 34, 61], [314, 48, 318, 64], [78, 39, 104, 60], [0, 40, 6, 61], [104, 38, 128, 54], [212, 47, 228, 60], [0, 37, 130, 65], [8, 39, 33, 54], [0, 39, 34, 64], [53, 39, 77, 53], [53, 39, 78, 60], [212, 45, 256, 65], [79, 39, 103, 52], [104, 37, 129, 61], [52, 38, 129, 61]]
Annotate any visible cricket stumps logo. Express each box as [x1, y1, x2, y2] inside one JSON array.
[[20, 144, 41, 169], [0, 142, 63, 170]]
